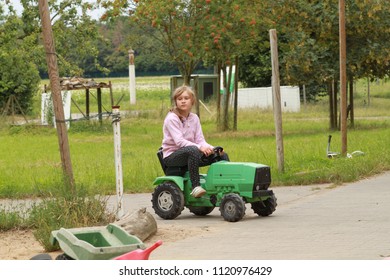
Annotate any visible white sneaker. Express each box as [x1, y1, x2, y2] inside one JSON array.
[[190, 186, 206, 198]]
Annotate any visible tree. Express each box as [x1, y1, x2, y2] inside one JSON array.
[[100, 0, 261, 131], [100, 0, 210, 85], [0, 8, 40, 114], [238, 38, 273, 88], [94, 16, 178, 77], [240, 0, 390, 129], [200, 0, 263, 131], [3, 0, 107, 77], [0, 0, 107, 114]]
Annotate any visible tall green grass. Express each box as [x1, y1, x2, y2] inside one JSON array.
[[0, 77, 389, 198]]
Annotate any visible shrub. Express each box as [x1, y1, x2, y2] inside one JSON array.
[[27, 184, 115, 251]]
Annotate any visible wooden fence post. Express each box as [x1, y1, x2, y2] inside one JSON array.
[[339, 0, 348, 155], [269, 29, 285, 173], [38, 0, 75, 190]]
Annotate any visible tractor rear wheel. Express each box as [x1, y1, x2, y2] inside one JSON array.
[[55, 253, 74, 260], [151, 182, 184, 219], [188, 206, 215, 216], [251, 195, 277, 216], [219, 193, 246, 222]]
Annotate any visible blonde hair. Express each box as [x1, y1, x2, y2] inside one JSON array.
[[172, 85, 196, 106]]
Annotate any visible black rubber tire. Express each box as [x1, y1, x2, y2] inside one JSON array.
[[151, 182, 184, 219], [251, 195, 277, 217], [55, 253, 74, 260], [188, 206, 215, 216], [219, 193, 246, 222], [30, 253, 53, 260]]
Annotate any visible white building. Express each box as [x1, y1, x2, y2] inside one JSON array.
[[237, 86, 301, 112]]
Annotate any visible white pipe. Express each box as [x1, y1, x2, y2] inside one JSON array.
[[112, 106, 124, 219]]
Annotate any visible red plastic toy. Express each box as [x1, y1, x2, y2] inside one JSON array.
[[113, 240, 163, 260]]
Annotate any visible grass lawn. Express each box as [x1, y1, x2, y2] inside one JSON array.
[[0, 76, 389, 198]]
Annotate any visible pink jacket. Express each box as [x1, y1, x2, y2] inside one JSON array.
[[162, 111, 212, 158]]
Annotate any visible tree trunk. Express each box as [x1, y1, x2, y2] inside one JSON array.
[[367, 77, 371, 107], [183, 73, 191, 86], [328, 80, 338, 130], [328, 81, 334, 130], [216, 63, 222, 127], [194, 76, 200, 117], [222, 65, 233, 131], [333, 80, 339, 130], [349, 77, 354, 128], [220, 66, 227, 130], [233, 57, 239, 131]]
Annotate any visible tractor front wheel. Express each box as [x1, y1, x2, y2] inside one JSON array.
[[151, 182, 184, 220], [251, 195, 277, 217], [219, 193, 246, 222], [55, 253, 74, 260]]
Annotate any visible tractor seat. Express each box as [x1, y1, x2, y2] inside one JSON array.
[[157, 147, 188, 176]]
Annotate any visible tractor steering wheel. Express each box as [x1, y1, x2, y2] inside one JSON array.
[[201, 146, 224, 163]]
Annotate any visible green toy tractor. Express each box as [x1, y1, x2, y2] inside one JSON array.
[[151, 147, 277, 222]]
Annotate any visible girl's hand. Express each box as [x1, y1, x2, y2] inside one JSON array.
[[200, 146, 213, 156]]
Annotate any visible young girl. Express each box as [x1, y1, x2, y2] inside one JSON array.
[[161, 85, 227, 198]]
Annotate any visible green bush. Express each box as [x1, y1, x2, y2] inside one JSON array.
[[0, 49, 40, 115]]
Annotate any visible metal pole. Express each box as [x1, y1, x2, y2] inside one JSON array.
[[112, 106, 124, 219], [339, 0, 348, 155], [129, 50, 136, 105]]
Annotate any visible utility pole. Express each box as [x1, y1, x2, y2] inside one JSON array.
[[339, 0, 348, 155], [270, 29, 285, 173], [38, 0, 75, 190]]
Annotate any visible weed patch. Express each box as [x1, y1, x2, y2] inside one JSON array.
[[26, 185, 115, 251]]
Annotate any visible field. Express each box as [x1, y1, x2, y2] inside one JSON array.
[[0, 76, 389, 198]]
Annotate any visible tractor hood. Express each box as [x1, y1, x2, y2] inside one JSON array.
[[207, 161, 271, 197]]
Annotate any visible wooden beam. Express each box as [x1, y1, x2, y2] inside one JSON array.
[[38, 0, 75, 190], [97, 87, 102, 124], [269, 29, 285, 172], [339, 0, 348, 155], [86, 88, 90, 118]]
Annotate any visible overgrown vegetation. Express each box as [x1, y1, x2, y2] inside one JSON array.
[[0, 208, 27, 231], [0, 184, 115, 251], [28, 185, 115, 251]]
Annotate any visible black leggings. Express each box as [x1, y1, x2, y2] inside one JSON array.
[[164, 146, 229, 188]]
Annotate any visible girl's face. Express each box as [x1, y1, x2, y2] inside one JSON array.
[[175, 91, 193, 114]]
